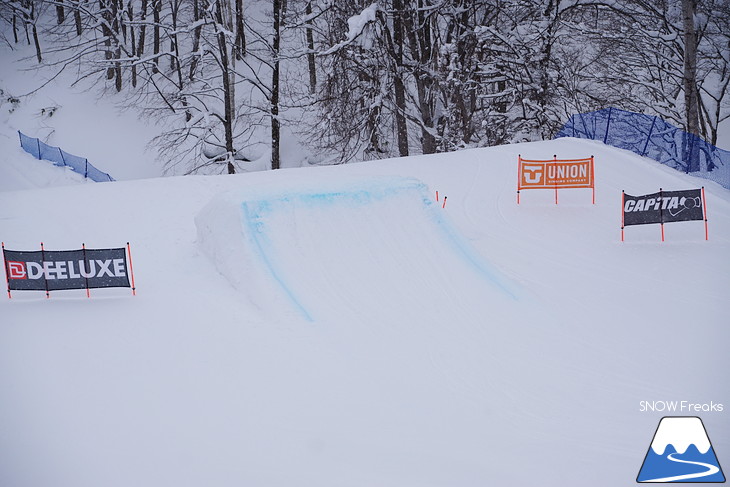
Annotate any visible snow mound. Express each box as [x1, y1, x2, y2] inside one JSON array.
[[196, 176, 519, 322], [0, 144, 90, 191]]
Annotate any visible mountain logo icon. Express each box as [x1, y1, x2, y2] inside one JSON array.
[[637, 416, 725, 483]]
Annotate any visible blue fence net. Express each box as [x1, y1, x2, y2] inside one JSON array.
[[555, 107, 729, 190], [18, 131, 114, 183]]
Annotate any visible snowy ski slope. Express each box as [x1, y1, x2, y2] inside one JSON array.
[[0, 138, 728, 487]]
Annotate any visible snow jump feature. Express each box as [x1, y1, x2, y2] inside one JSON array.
[[196, 177, 519, 321]]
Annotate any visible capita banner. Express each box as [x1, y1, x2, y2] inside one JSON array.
[[623, 189, 705, 227], [3, 247, 130, 291]]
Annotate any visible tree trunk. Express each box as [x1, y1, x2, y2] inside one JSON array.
[[12, 11, 18, 43], [391, 0, 409, 157], [682, 0, 700, 171], [534, 1, 556, 140], [137, 0, 147, 64], [74, 0, 83, 35], [170, 0, 183, 89], [30, 2, 42, 62], [682, 0, 699, 136], [235, 0, 245, 59], [189, 0, 202, 81], [403, 1, 436, 154], [215, 1, 236, 174], [56, 0, 65, 24], [110, 0, 122, 90], [305, 1, 316, 94], [127, 0, 136, 87], [99, 0, 114, 79], [152, 0, 161, 73], [271, 0, 281, 170], [31, 22, 42, 62], [20, 0, 30, 45]]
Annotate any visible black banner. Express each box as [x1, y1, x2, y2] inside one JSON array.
[[623, 189, 704, 227], [3, 247, 130, 291]]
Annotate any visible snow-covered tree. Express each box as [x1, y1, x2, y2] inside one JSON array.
[[1, 0, 727, 170]]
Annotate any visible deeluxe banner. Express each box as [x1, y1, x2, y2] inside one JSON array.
[[3, 246, 131, 292], [622, 189, 705, 226]]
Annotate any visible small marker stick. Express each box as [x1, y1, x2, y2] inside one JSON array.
[[2, 242, 10, 299], [41, 242, 49, 298]]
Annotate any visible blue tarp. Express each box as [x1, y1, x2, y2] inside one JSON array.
[[18, 131, 115, 183], [555, 108, 729, 190]]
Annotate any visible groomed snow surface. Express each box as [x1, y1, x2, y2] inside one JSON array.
[[1, 137, 728, 486]]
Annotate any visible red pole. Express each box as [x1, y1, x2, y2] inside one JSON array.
[[127, 242, 137, 296], [517, 155, 521, 204], [442, 196, 447, 209], [554, 155, 558, 205], [436, 190, 439, 202], [41, 242, 49, 298], [701, 186, 709, 241], [591, 156, 592, 204], [659, 188, 664, 242], [82, 243, 90, 298], [621, 191, 625, 242], [2, 242, 11, 299]]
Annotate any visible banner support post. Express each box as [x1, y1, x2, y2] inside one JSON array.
[[517, 155, 521, 204], [2, 242, 11, 299], [701, 186, 709, 241], [591, 156, 596, 205], [82, 243, 90, 298], [659, 188, 664, 242], [127, 242, 136, 296], [621, 191, 625, 242], [40, 242, 49, 298], [553, 154, 558, 205]]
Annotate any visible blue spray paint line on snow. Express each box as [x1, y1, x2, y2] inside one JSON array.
[[238, 183, 407, 321], [419, 191, 521, 300], [238, 180, 422, 320], [241, 200, 314, 322], [239, 177, 519, 319], [250, 179, 426, 212]]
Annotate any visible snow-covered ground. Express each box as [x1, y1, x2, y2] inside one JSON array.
[[1, 129, 728, 486], [1, 36, 729, 486]]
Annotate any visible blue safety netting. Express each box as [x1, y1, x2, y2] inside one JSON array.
[[18, 131, 115, 182], [555, 108, 729, 190]]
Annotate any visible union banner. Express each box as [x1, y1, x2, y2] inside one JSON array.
[[517, 156, 595, 204]]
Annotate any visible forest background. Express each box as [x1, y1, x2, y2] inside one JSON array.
[[1, 0, 728, 175]]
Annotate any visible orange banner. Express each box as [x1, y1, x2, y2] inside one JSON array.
[[518, 158, 594, 189], [517, 156, 595, 204]]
